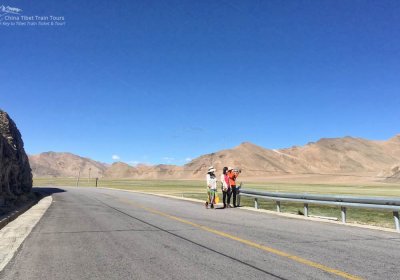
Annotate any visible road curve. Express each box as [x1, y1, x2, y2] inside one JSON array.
[[1, 187, 399, 280]]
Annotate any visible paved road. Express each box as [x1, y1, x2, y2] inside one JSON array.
[[1, 187, 399, 280]]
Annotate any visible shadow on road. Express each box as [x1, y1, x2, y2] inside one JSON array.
[[0, 188, 66, 230], [33, 187, 67, 197]]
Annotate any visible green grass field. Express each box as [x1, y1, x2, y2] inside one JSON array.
[[33, 177, 400, 229]]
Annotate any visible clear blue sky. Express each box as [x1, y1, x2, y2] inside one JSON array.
[[2, 0, 400, 165]]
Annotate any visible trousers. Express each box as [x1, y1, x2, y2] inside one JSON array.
[[222, 188, 232, 206], [231, 185, 237, 206]]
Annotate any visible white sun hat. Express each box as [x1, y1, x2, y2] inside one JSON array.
[[208, 166, 216, 173]]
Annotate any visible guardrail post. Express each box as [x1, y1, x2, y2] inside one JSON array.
[[276, 201, 281, 212], [254, 198, 259, 209], [394, 211, 400, 232], [304, 203, 309, 217], [341, 207, 347, 223]]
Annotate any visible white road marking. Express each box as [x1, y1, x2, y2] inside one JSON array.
[[0, 196, 53, 272]]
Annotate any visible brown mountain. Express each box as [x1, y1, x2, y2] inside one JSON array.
[[104, 162, 184, 179], [182, 142, 309, 178], [181, 135, 400, 179], [29, 134, 400, 182], [29, 152, 107, 178], [279, 135, 400, 173], [381, 164, 400, 183]]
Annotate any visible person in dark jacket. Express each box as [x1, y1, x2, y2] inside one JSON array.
[[220, 166, 231, 208]]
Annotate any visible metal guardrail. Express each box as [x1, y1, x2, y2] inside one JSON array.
[[238, 188, 400, 232]]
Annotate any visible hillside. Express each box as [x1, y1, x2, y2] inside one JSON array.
[[182, 135, 400, 179], [280, 136, 400, 173], [381, 164, 400, 183], [104, 162, 184, 179], [29, 134, 400, 181], [182, 142, 310, 178], [29, 152, 107, 178]]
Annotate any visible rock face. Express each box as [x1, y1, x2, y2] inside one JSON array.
[[0, 110, 32, 203]]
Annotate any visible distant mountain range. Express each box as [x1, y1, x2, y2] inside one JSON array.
[[29, 134, 400, 182], [29, 152, 108, 178]]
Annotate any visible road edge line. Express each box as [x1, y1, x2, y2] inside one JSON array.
[[98, 187, 398, 233], [0, 195, 53, 272]]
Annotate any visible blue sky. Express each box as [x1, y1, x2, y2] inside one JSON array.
[[2, 0, 400, 165]]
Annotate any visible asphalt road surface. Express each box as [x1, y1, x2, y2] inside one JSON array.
[[1, 187, 399, 280]]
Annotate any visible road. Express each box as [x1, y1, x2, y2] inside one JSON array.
[[1, 187, 399, 280]]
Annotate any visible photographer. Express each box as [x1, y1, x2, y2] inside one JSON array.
[[228, 167, 241, 207]]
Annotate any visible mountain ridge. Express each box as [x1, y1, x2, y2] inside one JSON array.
[[29, 134, 400, 182]]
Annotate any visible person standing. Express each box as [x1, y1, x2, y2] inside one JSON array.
[[221, 166, 231, 208], [228, 167, 241, 207], [206, 166, 217, 209]]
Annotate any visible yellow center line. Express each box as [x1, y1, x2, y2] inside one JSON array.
[[118, 198, 363, 280]]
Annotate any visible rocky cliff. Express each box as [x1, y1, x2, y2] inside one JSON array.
[[0, 110, 32, 204]]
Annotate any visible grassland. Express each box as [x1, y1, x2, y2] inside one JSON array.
[[33, 177, 400, 229]]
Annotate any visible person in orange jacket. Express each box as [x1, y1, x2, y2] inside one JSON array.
[[227, 167, 241, 207]]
